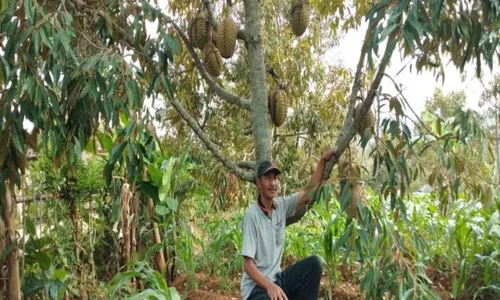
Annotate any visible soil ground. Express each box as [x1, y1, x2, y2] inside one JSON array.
[[171, 265, 452, 299]]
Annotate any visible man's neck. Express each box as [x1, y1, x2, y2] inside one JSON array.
[[260, 196, 274, 210], [258, 194, 276, 215]]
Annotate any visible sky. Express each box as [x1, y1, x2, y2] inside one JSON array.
[[326, 22, 496, 116]]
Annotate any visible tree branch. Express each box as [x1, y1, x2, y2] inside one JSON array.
[[322, 13, 386, 181], [237, 161, 255, 170], [171, 21, 250, 110], [288, 13, 396, 225], [169, 97, 254, 182]]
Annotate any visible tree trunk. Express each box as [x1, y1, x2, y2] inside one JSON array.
[[244, 0, 272, 164], [496, 95, 499, 185], [130, 191, 139, 260], [1, 182, 21, 300], [142, 168, 166, 274], [67, 195, 87, 300], [121, 183, 131, 266], [0, 215, 6, 300], [147, 198, 166, 274]]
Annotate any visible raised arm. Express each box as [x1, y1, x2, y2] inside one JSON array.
[[296, 148, 337, 212]]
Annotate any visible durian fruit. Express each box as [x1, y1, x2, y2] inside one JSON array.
[[354, 103, 375, 138], [291, 0, 310, 37], [189, 11, 209, 50], [338, 158, 366, 220], [216, 15, 238, 58], [203, 42, 223, 77], [269, 90, 288, 127]]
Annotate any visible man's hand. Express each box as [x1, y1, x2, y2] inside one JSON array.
[[266, 283, 288, 300], [320, 147, 338, 163]]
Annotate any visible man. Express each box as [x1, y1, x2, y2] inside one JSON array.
[[241, 148, 338, 300]]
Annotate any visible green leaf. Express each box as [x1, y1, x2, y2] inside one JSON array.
[[155, 204, 169, 216], [104, 142, 127, 185], [51, 269, 67, 281], [45, 280, 65, 300], [0, 242, 15, 262], [11, 123, 25, 154], [490, 225, 500, 238], [166, 198, 178, 211], [397, 155, 410, 186], [125, 79, 141, 108], [109, 270, 143, 296], [160, 158, 176, 198], [406, 14, 423, 37], [145, 243, 164, 260], [26, 217, 36, 236], [22, 274, 46, 297], [169, 288, 181, 300], [148, 165, 163, 186], [97, 132, 113, 152], [379, 23, 398, 42], [138, 180, 160, 203], [34, 251, 51, 271], [126, 289, 166, 300]]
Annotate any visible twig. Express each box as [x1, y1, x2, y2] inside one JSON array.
[[168, 97, 254, 182], [383, 73, 439, 139]]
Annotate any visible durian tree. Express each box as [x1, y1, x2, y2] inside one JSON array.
[[1, 0, 499, 298], [161, 0, 499, 223]]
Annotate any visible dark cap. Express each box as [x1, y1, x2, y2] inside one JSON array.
[[256, 160, 281, 179]]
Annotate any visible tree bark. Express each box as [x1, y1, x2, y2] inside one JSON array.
[[142, 168, 166, 274], [130, 191, 139, 262], [0, 214, 6, 300], [121, 183, 131, 266], [496, 95, 500, 185], [67, 192, 88, 300], [244, 0, 272, 164], [1, 182, 21, 300]]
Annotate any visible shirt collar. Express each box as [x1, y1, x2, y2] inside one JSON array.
[[257, 195, 277, 215]]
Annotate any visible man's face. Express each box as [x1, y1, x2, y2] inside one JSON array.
[[256, 172, 279, 200]]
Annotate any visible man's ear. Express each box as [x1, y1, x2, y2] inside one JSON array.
[[255, 178, 262, 189]]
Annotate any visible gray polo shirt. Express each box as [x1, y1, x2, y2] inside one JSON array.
[[240, 193, 299, 299]]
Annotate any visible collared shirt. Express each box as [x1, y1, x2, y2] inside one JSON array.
[[240, 193, 299, 300], [257, 195, 277, 215]]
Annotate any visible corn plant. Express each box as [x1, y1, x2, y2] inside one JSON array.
[[108, 260, 180, 300], [175, 221, 197, 289]]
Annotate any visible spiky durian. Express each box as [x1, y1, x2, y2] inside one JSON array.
[[189, 11, 209, 50], [269, 90, 288, 127], [338, 158, 365, 220], [203, 42, 223, 77], [216, 16, 238, 58], [291, 0, 310, 37], [355, 104, 375, 138]]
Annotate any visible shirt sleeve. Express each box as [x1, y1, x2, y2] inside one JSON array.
[[241, 213, 257, 259], [280, 193, 299, 219]]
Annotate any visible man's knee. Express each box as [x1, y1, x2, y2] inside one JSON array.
[[307, 255, 323, 275]]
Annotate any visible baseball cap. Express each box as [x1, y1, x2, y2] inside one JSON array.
[[256, 160, 281, 179]]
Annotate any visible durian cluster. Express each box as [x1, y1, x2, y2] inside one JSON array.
[[188, 8, 238, 77], [186, 0, 313, 128], [265, 0, 311, 127]]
